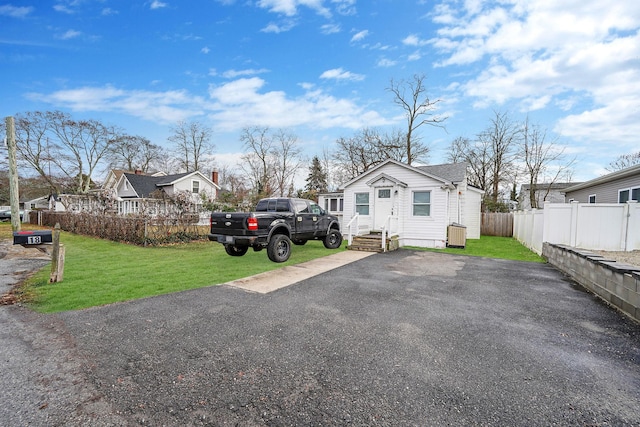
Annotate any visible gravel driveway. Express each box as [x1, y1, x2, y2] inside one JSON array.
[[2, 247, 640, 426]]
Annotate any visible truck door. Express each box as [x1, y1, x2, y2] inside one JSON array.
[[309, 202, 328, 236], [293, 199, 315, 239]]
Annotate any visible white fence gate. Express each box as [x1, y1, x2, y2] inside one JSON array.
[[514, 201, 640, 255]]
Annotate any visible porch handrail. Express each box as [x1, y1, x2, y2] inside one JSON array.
[[345, 213, 360, 246], [381, 215, 399, 252]]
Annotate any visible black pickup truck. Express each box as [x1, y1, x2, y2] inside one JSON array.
[[208, 197, 343, 263]]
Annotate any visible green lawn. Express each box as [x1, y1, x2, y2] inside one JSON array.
[[1, 223, 542, 313], [407, 235, 544, 263], [8, 228, 347, 313]]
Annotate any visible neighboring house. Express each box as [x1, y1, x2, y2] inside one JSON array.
[[318, 191, 345, 230], [340, 159, 484, 248], [518, 182, 580, 210], [563, 164, 640, 203], [114, 170, 220, 216], [23, 195, 50, 210]]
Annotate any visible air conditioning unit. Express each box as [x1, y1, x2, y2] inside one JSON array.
[[447, 223, 466, 248]]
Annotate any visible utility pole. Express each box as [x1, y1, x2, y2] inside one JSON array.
[[5, 116, 21, 232]]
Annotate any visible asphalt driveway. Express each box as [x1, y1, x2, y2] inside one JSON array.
[[2, 249, 640, 425], [56, 250, 640, 426]]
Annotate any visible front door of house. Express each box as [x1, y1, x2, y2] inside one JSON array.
[[374, 187, 393, 230]]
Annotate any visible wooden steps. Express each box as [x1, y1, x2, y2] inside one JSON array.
[[347, 232, 399, 253]]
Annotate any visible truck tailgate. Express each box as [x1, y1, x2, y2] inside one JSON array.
[[210, 213, 251, 235]]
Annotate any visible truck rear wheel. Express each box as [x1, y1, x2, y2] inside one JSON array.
[[267, 234, 291, 263], [323, 229, 343, 249], [224, 244, 249, 256]]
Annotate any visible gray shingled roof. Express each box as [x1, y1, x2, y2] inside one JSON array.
[[416, 163, 468, 183], [123, 172, 191, 198]]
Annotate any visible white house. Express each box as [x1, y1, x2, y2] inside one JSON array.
[[340, 159, 483, 248], [113, 170, 220, 216]]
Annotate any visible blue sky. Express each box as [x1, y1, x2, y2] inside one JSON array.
[[2, 0, 639, 185]]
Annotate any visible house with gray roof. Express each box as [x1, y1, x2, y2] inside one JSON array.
[[113, 170, 220, 216], [337, 159, 483, 249], [518, 182, 580, 210], [563, 164, 640, 204]]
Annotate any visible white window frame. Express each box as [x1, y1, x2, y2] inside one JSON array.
[[192, 180, 200, 194], [412, 191, 431, 217], [588, 194, 596, 204], [355, 192, 370, 215], [618, 188, 630, 203]]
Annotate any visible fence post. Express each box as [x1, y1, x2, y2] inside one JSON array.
[[570, 201, 579, 247], [49, 223, 65, 283], [624, 201, 638, 251]]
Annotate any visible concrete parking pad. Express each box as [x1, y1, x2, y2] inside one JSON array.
[[223, 250, 375, 293]]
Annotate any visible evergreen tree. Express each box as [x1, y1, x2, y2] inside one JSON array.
[[304, 156, 328, 197]]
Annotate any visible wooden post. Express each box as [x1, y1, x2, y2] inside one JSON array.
[[5, 116, 21, 232], [49, 223, 65, 283]]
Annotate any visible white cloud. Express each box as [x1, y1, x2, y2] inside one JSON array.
[[207, 77, 388, 131], [319, 68, 365, 81], [0, 4, 33, 18], [320, 23, 341, 34], [431, 0, 640, 147], [377, 58, 397, 67], [402, 34, 428, 46], [101, 8, 118, 16], [28, 78, 389, 132], [221, 68, 270, 78], [350, 29, 369, 42], [150, 1, 168, 10], [407, 51, 422, 61], [201, 46, 210, 54], [332, 0, 356, 15], [261, 20, 297, 33], [58, 29, 82, 40], [27, 86, 207, 123], [257, 0, 331, 18]]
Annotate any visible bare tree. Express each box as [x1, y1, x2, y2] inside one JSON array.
[[240, 126, 275, 197], [54, 114, 120, 193], [17, 111, 119, 194], [520, 117, 574, 208], [447, 135, 491, 192], [606, 151, 640, 172], [271, 129, 303, 197], [13, 111, 64, 193], [387, 74, 447, 165], [478, 111, 520, 205], [167, 120, 215, 173], [333, 128, 386, 180], [107, 134, 164, 173], [239, 127, 303, 198]]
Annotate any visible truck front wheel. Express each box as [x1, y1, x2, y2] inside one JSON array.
[[224, 244, 249, 256], [267, 234, 291, 263], [323, 229, 343, 249]]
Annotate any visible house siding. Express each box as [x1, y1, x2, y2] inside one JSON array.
[[565, 175, 640, 203], [464, 188, 483, 239], [343, 162, 451, 248]]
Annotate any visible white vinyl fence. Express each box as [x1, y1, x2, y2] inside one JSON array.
[[514, 201, 640, 255]]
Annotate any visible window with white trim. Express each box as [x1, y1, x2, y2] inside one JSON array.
[[619, 187, 640, 203], [355, 192, 369, 215], [588, 194, 596, 203], [413, 191, 431, 216], [192, 180, 200, 193]]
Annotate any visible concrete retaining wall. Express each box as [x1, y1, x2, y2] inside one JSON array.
[[543, 242, 640, 322]]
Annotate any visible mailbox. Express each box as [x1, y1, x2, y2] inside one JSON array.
[[13, 230, 53, 246]]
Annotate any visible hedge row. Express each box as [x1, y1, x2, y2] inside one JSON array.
[[35, 211, 209, 246]]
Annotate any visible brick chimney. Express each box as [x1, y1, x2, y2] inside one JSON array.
[[135, 169, 143, 175], [212, 170, 219, 185]]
